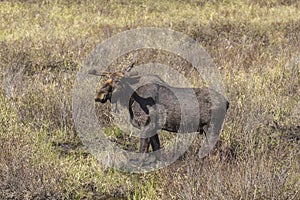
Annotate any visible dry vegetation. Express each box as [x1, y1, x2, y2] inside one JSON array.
[[0, 0, 299, 199]]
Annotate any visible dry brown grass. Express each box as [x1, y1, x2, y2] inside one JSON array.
[[0, 0, 299, 199]]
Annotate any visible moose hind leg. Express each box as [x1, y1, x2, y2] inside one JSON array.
[[199, 110, 226, 158], [198, 125, 219, 158]]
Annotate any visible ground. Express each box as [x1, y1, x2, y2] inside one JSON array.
[[0, 0, 299, 199]]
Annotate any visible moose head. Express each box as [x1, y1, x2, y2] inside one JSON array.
[[88, 63, 138, 103]]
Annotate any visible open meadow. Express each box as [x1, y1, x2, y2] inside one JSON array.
[[0, 0, 299, 199]]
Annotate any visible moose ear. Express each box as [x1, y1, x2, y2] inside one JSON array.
[[124, 71, 139, 78], [126, 62, 135, 72], [88, 69, 111, 77]]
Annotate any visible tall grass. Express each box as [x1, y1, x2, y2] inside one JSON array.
[[0, 0, 299, 199]]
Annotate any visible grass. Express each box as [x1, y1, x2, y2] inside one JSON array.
[[0, 0, 299, 199]]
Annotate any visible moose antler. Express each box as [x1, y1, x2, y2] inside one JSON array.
[[111, 72, 125, 79], [88, 69, 111, 77], [88, 62, 137, 78]]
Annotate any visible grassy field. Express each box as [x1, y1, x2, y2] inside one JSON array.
[[0, 0, 299, 199]]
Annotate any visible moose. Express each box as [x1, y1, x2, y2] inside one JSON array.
[[89, 64, 229, 159]]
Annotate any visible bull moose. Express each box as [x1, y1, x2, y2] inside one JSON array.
[[88, 64, 229, 159]]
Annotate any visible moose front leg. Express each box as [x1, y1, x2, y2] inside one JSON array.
[[139, 137, 151, 153], [150, 134, 160, 151], [139, 134, 160, 152], [138, 106, 162, 160], [139, 122, 159, 153], [138, 128, 160, 164], [139, 133, 162, 162]]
